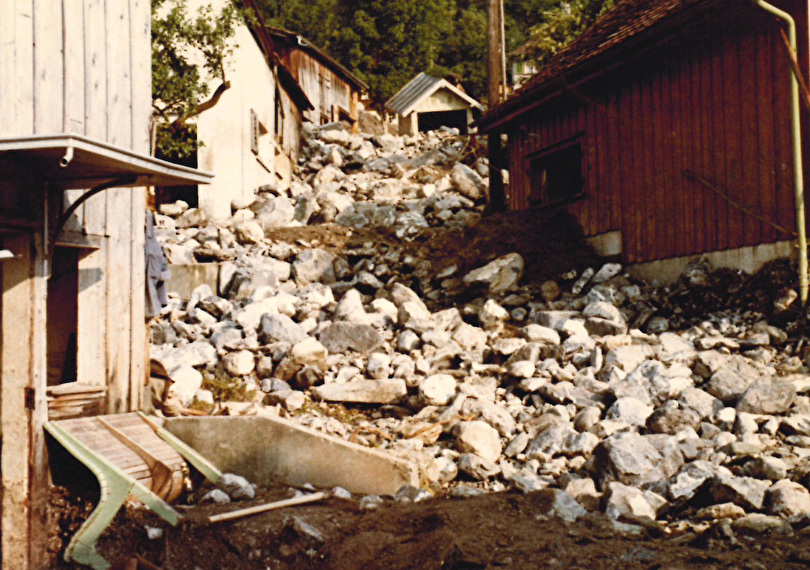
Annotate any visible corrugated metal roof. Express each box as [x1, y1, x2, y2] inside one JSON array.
[[385, 73, 443, 115], [386, 73, 485, 117], [478, 0, 721, 130]]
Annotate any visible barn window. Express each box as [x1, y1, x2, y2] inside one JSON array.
[[527, 139, 584, 207]]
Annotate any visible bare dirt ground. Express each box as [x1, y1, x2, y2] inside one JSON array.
[[48, 484, 810, 569]]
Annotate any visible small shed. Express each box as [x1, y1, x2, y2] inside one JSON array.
[[386, 73, 485, 136], [0, 1, 211, 566], [478, 0, 809, 280], [268, 27, 368, 127]]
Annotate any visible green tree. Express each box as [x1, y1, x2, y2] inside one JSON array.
[[151, 0, 242, 157], [519, 0, 615, 65]]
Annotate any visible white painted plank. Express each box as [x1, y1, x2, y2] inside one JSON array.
[[105, 0, 134, 412], [129, 0, 150, 154], [105, 0, 132, 147], [82, 0, 108, 236], [1, 234, 34, 570], [0, 2, 17, 135], [33, 0, 64, 134], [77, 247, 106, 387], [63, 0, 86, 134], [129, 188, 146, 409], [13, 0, 35, 135]]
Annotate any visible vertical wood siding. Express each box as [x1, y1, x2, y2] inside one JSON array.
[[289, 50, 354, 123], [506, 9, 802, 264], [0, 0, 151, 413]]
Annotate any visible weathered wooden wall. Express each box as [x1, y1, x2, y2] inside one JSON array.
[[0, 0, 150, 565], [287, 49, 354, 124], [505, 1, 807, 264]]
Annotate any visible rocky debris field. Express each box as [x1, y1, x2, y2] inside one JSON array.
[[119, 121, 810, 565]]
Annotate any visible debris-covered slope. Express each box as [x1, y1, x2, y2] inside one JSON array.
[[149, 121, 810, 542]]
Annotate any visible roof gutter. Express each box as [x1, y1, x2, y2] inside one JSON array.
[[752, 0, 807, 305]]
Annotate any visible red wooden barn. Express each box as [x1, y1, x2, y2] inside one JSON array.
[[478, 0, 810, 280]]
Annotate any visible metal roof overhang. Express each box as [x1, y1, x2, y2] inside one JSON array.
[[0, 134, 214, 189]]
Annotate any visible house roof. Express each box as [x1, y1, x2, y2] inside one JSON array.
[[478, 0, 722, 131], [385, 73, 485, 117], [266, 27, 369, 91]]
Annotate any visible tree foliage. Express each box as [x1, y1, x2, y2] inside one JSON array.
[[254, 0, 611, 107], [151, 0, 242, 157], [519, 0, 615, 65]]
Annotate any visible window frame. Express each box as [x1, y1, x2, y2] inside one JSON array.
[[523, 135, 587, 209]]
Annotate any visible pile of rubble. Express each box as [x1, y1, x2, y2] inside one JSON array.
[[151, 122, 810, 534]]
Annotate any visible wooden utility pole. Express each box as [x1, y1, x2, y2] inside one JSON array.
[[487, 0, 501, 107], [486, 0, 507, 211]]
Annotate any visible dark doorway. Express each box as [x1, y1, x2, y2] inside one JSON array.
[[47, 246, 79, 385], [417, 109, 469, 134]]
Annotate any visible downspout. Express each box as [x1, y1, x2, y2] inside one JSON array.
[[753, 0, 808, 304]]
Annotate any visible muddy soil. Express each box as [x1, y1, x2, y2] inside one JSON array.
[[51, 487, 810, 569]]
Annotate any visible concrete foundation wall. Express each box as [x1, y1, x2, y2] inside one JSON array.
[[628, 240, 794, 284], [165, 415, 420, 496]]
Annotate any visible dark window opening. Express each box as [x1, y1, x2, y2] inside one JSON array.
[[47, 246, 79, 386], [155, 124, 199, 208], [275, 87, 284, 146], [527, 141, 584, 207], [417, 109, 468, 134]]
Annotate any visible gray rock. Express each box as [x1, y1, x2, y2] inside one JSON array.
[[462, 253, 524, 294], [604, 482, 665, 521], [710, 474, 772, 510], [541, 489, 588, 522], [455, 421, 503, 464], [732, 513, 793, 535], [312, 380, 407, 404], [318, 322, 383, 353], [259, 313, 308, 345], [526, 423, 578, 459], [234, 221, 264, 244], [200, 489, 230, 505], [592, 433, 670, 487], [256, 196, 295, 230], [334, 289, 368, 323], [450, 163, 485, 200], [419, 374, 458, 406], [219, 473, 255, 500], [292, 248, 337, 286], [222, 350, 255, 377], [647, 406, 701, 434], [456, 454, 500, 480], [765, 480, 810, 517], [736, 380, 796, 414], [679, 387, 724, 419], [606, 397, 653, 427], [668, 460, 724, 501], [583, 301, 624, 323], [603, 345, 653, 373], [366, 353, 391, 380], [521, 324, 561, 345], [705, 355, 763, 404]]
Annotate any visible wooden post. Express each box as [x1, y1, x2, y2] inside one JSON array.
[[2, 226, 49, 569], [487, 0, 501, 108]]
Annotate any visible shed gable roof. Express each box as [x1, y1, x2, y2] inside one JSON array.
[[385, 73, 485, 117], [478, 0, 719, 130]]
